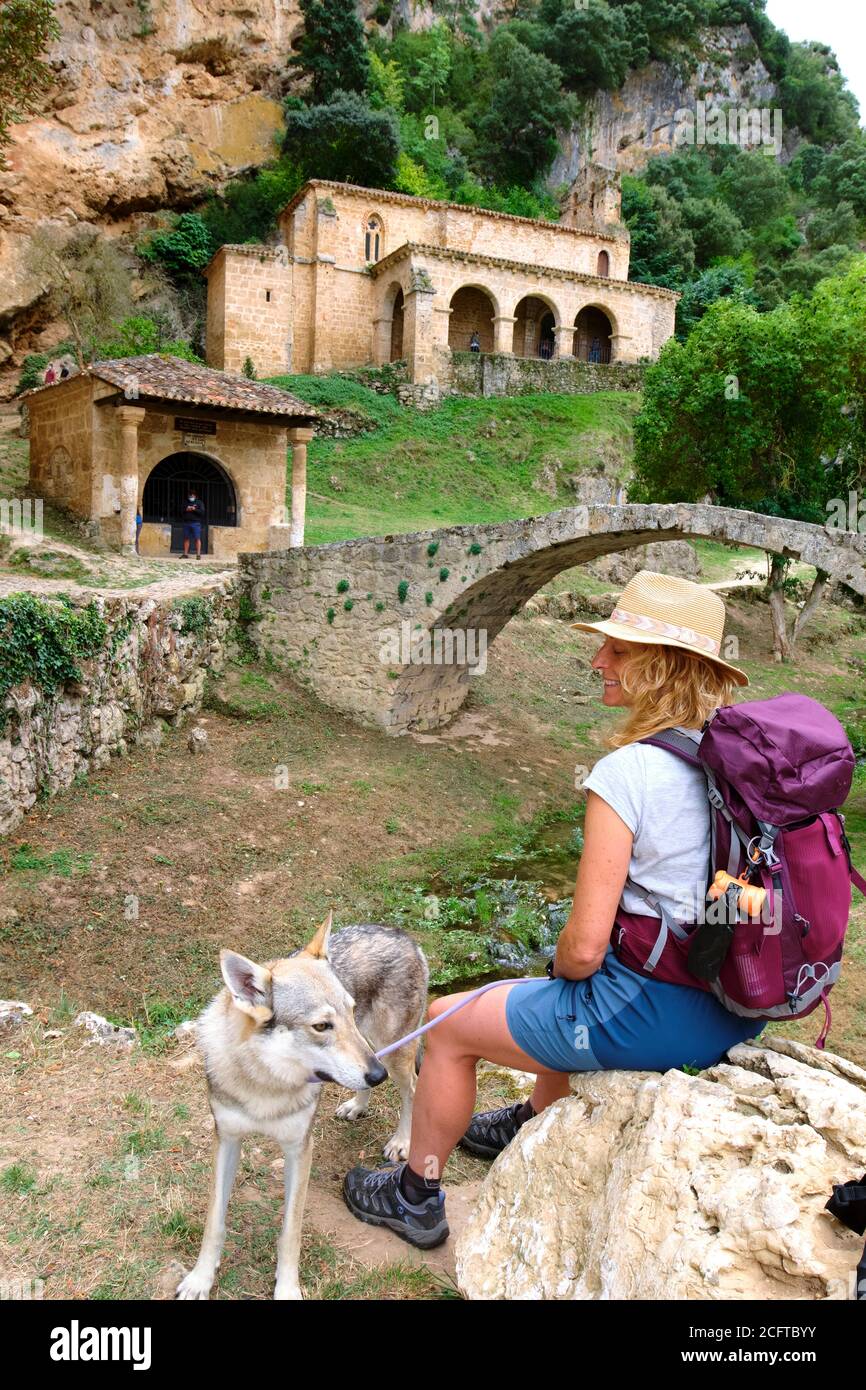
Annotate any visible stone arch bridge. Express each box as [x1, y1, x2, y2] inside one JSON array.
[[239, 504, 866, 735]]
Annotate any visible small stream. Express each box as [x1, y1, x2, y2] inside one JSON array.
[[419, 818, 584, 989]]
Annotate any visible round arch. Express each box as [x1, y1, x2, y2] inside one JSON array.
[[142, 452, 239, 551], [512, 294, 560, 358], [448, 285, 498, 353], [573, 305, 616, 363]]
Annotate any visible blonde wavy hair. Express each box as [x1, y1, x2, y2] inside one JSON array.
[[606, 643, 737, 749]]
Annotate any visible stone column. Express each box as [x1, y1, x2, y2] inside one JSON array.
[[553, 325, 574, 360], [609, 333, 632, 363], [492, 315, 517, 354], [288, 426, 315, 547], [116, 405, 145, 554], [403, 268, 437, 384]]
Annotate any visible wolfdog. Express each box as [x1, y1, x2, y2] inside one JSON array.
[[176, 913, 428, 1300]]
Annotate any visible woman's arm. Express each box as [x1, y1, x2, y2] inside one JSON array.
[[553, 791, 633, 980]]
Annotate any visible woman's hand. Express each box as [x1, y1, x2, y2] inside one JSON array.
[[553, 791, 633, 980]]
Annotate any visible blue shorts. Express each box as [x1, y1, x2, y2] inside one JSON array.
[[183, 521, 202, 542], [505, 947, 765, 1073]]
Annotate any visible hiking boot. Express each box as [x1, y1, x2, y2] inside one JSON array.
[[459, 1101, 527, 1159], [342, 1163, 449, 1250]]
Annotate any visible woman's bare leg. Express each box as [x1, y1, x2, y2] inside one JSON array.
[[407, 984, 571, 1182]]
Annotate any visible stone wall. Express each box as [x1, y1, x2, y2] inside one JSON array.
[[205, 246, 293, 378], [0, 579, 236, 836], [449, 353, 646, 397]]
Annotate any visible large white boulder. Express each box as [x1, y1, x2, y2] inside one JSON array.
[[456, 1037, 866, 1300]]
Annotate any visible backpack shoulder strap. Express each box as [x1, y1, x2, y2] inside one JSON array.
[[639, 726, 704, 766], [852, 866, 866, 898]]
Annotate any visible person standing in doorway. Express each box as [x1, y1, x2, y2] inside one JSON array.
[[181, 488, 205, 559], [135, 504, 143, 555]]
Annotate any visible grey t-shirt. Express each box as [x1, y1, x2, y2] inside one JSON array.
[[582, 729, 709, 923]]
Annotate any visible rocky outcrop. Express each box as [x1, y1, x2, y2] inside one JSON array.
[[0, 0, 299, 373], [550, 25, 781, 186], [456, 1036, 866, 1300], [0, 576, 236, 835]]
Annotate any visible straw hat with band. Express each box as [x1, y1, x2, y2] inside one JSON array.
[[571, 570, 749, 688]]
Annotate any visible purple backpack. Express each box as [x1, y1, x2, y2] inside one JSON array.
[[611, 694, 866, 1047]]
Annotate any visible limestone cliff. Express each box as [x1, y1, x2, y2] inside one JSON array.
[[0, 0, 301, 373]]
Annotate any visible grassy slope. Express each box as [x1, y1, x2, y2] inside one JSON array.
[[268, 377, 639, 544]]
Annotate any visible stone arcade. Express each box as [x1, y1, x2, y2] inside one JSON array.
[[204, 168, 679, 393], [25, 356, 317, 557]]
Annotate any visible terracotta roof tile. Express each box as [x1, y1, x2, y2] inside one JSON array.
[[26, 356, 318, 419]]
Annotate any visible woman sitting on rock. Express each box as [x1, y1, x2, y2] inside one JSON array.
[[343, 572, 763, 1249]]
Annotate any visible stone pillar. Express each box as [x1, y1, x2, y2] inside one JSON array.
[[553, 325, 574, 360], [403, 268, 437, 384], [288, 426, 315, 547], [609, 333, 632, 363], [492, 315, 517, 354], [116, 405, 145, 554]]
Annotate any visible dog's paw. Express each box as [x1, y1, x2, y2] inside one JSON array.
[[274, 1283, 304, 1301], [383, 1133, 410, 1162], [335, 1097, 368, 1121], [175, 1270, 214, 1301]]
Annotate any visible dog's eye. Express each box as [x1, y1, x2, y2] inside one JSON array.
[[311, 1021, 333, 1033]]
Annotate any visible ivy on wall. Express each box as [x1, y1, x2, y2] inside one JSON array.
[[0, 594, 108, 727]]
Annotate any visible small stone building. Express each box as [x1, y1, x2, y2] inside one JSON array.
[[205, 169, 678, 391], [26, 356, 317, 557]]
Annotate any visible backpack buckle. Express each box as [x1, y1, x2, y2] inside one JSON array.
[[707, 786, 724, 811]]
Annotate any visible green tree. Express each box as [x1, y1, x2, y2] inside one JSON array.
[[283, 90, 400, 187], [812, 138, 866, 218], [675, 264, 757, 337], [140, 214, 215, 279], [92, 315, 203, 363], [476, 35, 572, 185], [539, 0, 632, 94], [777, 41, 860, 146], [408, 23, 452, 108], [632, 269, 866, 657], [621, 178, 695, 288], [680, 197, 745, 267], [718, 150, 790, 230], [289, 0, 370, 103], [0, 0, 59, 146]]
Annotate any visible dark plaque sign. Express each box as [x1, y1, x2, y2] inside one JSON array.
[[174, 417, 216, 435]]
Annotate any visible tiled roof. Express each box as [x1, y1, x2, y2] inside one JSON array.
[[26, 356, 317, 419], [369, 243, 681, 300]]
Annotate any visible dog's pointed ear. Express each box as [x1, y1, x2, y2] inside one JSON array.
[[302, 910, 333, 960], [220, 950, 273, 1024]]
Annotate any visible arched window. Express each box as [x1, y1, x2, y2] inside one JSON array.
[[596, 250, 610, 278], [365, 216, 382, 263]]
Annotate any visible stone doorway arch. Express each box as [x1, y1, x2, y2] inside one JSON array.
[[512, 295, 558, 358], [574, 306, 613, 363], [142, 451, 238, 554], [448, 286, 496, 353]]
